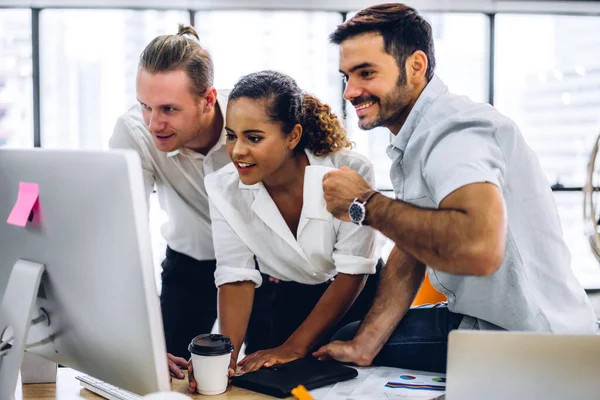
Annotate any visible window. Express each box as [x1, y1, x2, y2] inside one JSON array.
[[194, 11, 343, 116], [39, 9, 190, 149], [427, 13, 489, 104], [344, 13, 490, 190], [38, 9, 190, 289], [0, 9, 33, 148], [495, 14, 600, 287], [495, 14, 600, 187], [556, 191, 600, 288]]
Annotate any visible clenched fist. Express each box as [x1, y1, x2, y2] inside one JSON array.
[[323, 167, 373, 222]]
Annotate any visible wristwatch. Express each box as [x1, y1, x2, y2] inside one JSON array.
[[348, 190, 378, 226]]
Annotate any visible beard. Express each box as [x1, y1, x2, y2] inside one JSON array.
[[357, 87, 411, 130], [353, 71, 412, 131]]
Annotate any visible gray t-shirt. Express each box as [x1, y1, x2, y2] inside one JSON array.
[[387, 75, 596, 333]]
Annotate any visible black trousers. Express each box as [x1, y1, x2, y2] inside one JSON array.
[[160, 247, 218, 358], [160, 247, 277, 358], [246, 259, 383, 353]]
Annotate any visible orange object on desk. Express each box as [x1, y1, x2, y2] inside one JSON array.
[[412, 271, 446, 306], [291, 385, 314, 400]]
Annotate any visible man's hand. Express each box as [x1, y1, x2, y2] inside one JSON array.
[[312, 340, 374, 367], [167, 353, 187, 382], [323, 167, 373, 221], [237, 345, 306, 375]]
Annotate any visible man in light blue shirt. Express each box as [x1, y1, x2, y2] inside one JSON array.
[[314, 3, 597, 373]]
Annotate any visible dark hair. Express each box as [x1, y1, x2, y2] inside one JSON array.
[[330, 3, 435, 82], [139, 24, 214, 95], [228, 70, 351, 156]]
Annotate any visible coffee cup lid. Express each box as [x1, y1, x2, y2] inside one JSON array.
[[188, 334, 234, 356]]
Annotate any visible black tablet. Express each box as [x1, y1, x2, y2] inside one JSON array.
[[230, 357, 358, 398]]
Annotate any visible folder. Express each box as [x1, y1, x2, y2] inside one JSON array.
[[231, 357, 358, 398]]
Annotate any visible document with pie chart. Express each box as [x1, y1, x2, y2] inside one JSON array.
[[319, 367, 445, 400], [348, 368, 446, 399]]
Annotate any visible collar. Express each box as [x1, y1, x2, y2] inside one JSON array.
[[167, 90, 229, 159], [239, 148, 326, 262], [389, 75, 448, 152]]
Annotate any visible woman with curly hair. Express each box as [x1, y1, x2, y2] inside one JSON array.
[[200, 70, 381, 379]]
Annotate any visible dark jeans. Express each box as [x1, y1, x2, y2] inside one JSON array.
[[160, 247, 276, 358], [246, 259, 383, 354], [331, 303, 463, 373]]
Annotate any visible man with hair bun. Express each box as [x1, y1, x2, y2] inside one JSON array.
[[110, 25, 272, 378]]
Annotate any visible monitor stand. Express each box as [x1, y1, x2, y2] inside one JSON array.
[[0, 259, 45, 400]]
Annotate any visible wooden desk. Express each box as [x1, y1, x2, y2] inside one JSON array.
[[16, 368, 283, 399]]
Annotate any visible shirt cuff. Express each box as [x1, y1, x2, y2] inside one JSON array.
[[332, 254, 378, 275], [215, 266, 263, 288]]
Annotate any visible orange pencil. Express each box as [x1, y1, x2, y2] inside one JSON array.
[[291, 385, 315, 400]]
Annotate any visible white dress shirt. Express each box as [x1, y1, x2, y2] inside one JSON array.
[[109, 90, 231, 261], [205, 149, 378, 287]]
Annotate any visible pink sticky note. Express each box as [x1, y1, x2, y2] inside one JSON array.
[[7, 182, 39, 227]]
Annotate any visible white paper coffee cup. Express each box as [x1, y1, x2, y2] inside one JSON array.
[[304, 165, 337, 221], [188, 334, 234, 395]]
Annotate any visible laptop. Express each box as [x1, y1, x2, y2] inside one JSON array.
[[445, 330, 600, 399]]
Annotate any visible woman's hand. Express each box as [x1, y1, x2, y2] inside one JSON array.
[[237, 345, 306, 375], [187, 358, 196, 394], [228, 354, 237, 377]]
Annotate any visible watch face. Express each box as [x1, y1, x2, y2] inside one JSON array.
[[349, 201, 365, 223]]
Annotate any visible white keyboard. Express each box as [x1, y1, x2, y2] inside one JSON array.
[[75, 374, 142, 400]]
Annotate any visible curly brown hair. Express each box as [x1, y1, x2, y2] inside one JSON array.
[[229, 70, 352, 156], [299, 93, 352, 156]]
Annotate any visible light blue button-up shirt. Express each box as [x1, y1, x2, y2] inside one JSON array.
[[387, 75, 596, 333]]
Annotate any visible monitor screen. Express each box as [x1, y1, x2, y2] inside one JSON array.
[[0, 149, 170, 396]]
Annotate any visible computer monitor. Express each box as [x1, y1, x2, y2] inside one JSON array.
[[0, 148, 170, 398]]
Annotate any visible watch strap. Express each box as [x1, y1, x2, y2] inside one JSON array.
[[359, 189, 378, 205], [356, 189, 378, 226]]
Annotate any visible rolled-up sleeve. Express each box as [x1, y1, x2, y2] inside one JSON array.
[[209, 198, 263, 288], [422, 119, 507, 205], [332, 157, 378, 275]]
